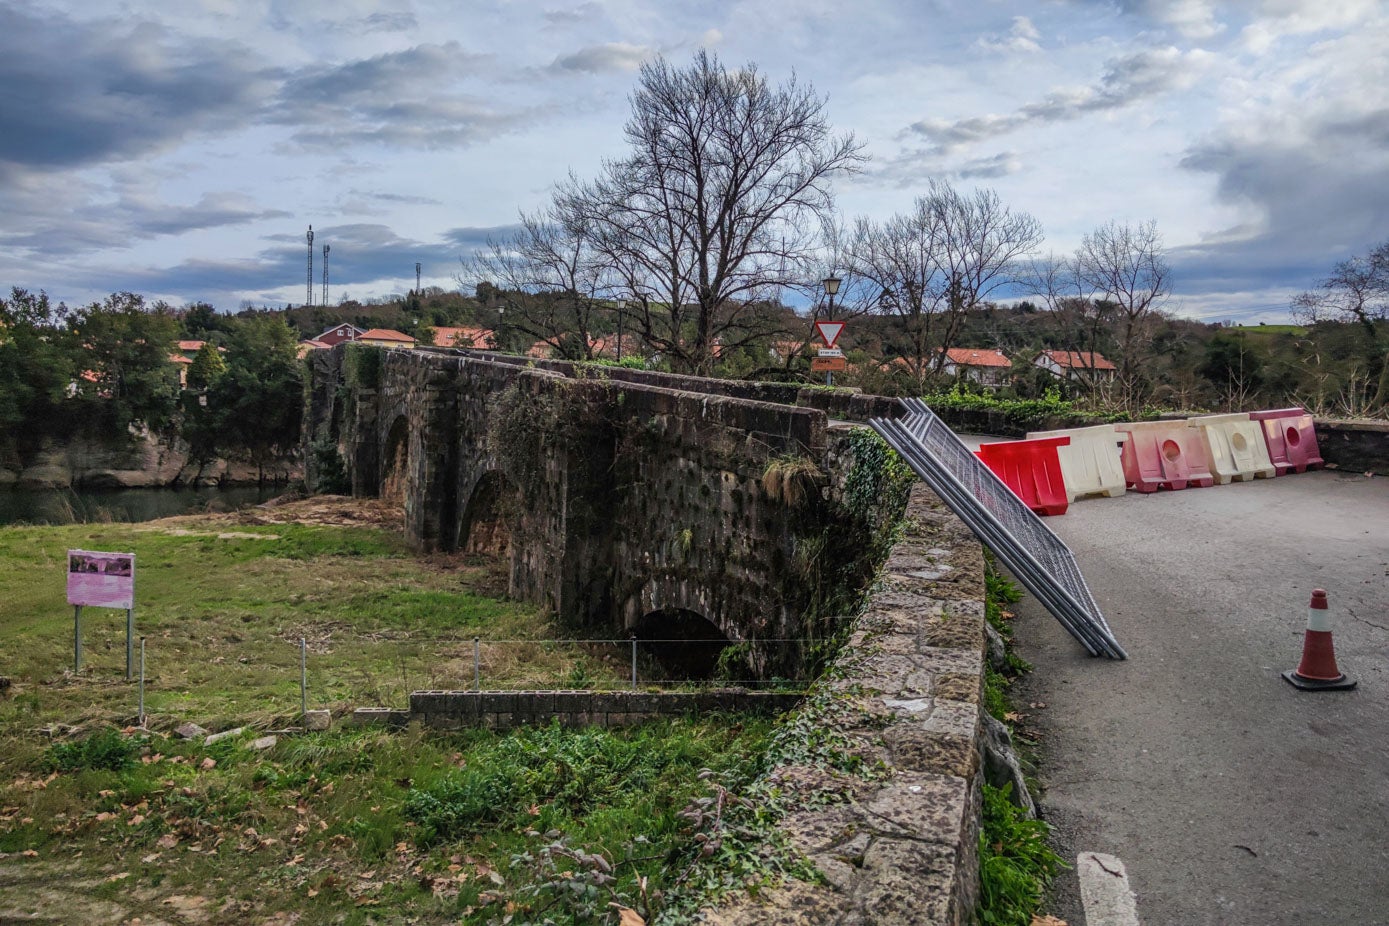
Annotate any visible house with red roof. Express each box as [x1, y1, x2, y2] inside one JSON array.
[[939, 348, 1013, 388], [1033, 349, 1117, 384], [431, 326, 495, 349], [313, 323, 366, 346], [357, 328, 417, 349]]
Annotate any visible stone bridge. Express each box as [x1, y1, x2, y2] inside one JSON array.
[[303, 346, 906, 676]]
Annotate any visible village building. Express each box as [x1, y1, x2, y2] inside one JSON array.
[[939, 348, 1012, 388], [1032, 349, 1117, 384]]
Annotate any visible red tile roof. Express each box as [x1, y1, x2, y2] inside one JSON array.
[[177, 340, 206, 352], [1038, 350, 1116, 371], [942, 348, 1011, 368], [358, 328, 415, 343], [432, 326, 493, 348]]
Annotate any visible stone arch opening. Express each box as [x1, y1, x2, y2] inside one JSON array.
[[460, 470, 520, 559], [381, 415, 410, 505], [631, 608, 731, 681]]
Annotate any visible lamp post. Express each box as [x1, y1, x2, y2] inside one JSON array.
[[822, 275, 841, 387], [497, 305, 505, 352], [616, 299, 626, 362]]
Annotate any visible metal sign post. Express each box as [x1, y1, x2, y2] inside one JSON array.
[[66, 550, 137, 679]]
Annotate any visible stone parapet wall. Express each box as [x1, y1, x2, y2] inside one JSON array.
[[402, 689, 802, 731], [437, 348, 904, 422], [1316, 418, 1389, 475], [707, 483, 989, 925]]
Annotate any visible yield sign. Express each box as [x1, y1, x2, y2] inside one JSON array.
[[814, 321, 845, 348]]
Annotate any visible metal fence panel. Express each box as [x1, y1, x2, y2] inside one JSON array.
[[871, 399, 1127, 659]]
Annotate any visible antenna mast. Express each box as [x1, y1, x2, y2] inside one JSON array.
[[415, 262, 422, 295], [306, 226, 315, 306], [322, 244, 330, 306]]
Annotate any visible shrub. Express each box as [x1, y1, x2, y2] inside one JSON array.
[[43, 728, 139, 772]]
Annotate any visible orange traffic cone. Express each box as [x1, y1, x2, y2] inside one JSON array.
[[1282, 589, 1356, 691]]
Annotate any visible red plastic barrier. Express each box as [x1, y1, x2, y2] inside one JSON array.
[[1114, 421, 1215, 493], [1248, 408, 1324, 474], [976, 436, 1071, 516]]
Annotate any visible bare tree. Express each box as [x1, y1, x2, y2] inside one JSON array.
[[558, 50, 865, 374], [1027, 252, 1114, 397], [1073, 219, 1170, 407], [459, 206, 609, 359], [851, 179, 1042, 385], [1292, 240, 1389, 410]]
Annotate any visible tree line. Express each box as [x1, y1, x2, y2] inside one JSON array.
[[0, 291, 303, 479]]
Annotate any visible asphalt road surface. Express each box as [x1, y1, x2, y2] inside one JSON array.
[[1009, 469, 1389, 926]]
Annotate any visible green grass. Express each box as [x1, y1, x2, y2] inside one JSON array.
[[0, 511, 635, 731], [2, 719, 775, 924], [977, 560, 1061, 925], [0, 503, 790, 924]]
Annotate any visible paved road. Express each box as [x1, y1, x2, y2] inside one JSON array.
[[1009, 470, 1389, 926]]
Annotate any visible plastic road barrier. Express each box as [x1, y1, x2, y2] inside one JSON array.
[[1187, 413, 1276, 484], [1026, 424, 1128, 502], [1248, 408, 1324, 474], [976, 436, 1071, 516], [1114, 420, 1215, 493]]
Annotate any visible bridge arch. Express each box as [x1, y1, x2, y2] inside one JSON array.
[[459, 469, 520, 558], [631, 607, 732, 680], [381, 414, 410, 505]]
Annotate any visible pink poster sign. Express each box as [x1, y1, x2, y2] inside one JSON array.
[[67, 550, 136, 609]]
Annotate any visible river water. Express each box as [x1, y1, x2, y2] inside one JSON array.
[[0, 485, 280, 527]]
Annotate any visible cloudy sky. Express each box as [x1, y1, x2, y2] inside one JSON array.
[[3, 0, 1385, 323]]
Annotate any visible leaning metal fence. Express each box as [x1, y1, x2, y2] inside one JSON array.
[[870, 398, 1127, 659]]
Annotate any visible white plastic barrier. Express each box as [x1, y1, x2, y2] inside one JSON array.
[[1026, 424, 1128, 502], [1187, 413, 1276, 484]]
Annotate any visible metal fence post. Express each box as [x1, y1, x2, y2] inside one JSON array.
[[137, 637, 146, 727], [73, 605, 82, 672], [125, 608, 134, 681], [300, 637, 308, 726], [473, 637, 480, 691], [630, 635, 638, 691]]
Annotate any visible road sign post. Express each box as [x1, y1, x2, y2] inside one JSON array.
[[813, 321, 847, 385]]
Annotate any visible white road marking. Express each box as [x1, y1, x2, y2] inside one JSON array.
[[1077, 852, 1141, 926]]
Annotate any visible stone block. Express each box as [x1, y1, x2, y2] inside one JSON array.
[[851, 838, 957, 925], [303, 710, 331, 731], [862, 774, 971, 845], [249, 735, 277, 751], [204, 727, 245, 745]]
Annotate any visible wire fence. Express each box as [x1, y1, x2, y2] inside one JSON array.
[[74, 633, 822, 730]]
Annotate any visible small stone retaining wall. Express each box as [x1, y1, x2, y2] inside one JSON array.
[[1317, 418, 1389, 475], [353, 690, 801, 731], [707, 483, 989, 926]]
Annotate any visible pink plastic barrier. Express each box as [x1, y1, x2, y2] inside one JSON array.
[[976, 436, 1071, 516], [1114, 421, 1215, 493], [1248, 408, 1324, 474]]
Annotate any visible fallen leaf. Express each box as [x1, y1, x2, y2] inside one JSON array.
[[128, 814, 146, 826], [95, 812, 116, 823], [20, 850, 39, 858], [287, 854, 304, 867], [358, 871, 376, 879], [1030, 916, 1067, 926], [1003, 711, 1025, 723], [141, 853, 161, 864], [1028, 702, 1047, 709], [106, 871, 130, 882], [156, 834, 178, 849], [307, 888, 319, 898], [611, 905, 646, 926], [527, 803, 540, 816], [200, 758, 216, 770]]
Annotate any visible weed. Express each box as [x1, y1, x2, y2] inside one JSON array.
[[43, 727, 140, 772], [977, 783, 1063, 926]]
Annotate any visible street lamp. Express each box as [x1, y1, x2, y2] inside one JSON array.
[[822, 276, 841, 386], [497, 305, 505, 352], [616, 299, 626, 361]]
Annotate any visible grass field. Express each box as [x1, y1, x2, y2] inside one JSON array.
[[0, 500, 787, 924]]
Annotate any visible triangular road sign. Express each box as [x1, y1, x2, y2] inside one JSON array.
[[814, 321, 845, 348]]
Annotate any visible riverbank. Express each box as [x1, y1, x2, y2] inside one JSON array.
[[0, 430, 299, 491]]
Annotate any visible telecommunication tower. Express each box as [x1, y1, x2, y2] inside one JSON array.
[[415, 262, 422, 295], [322, 244, 331, 306], [306, 226, 315, 306]]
